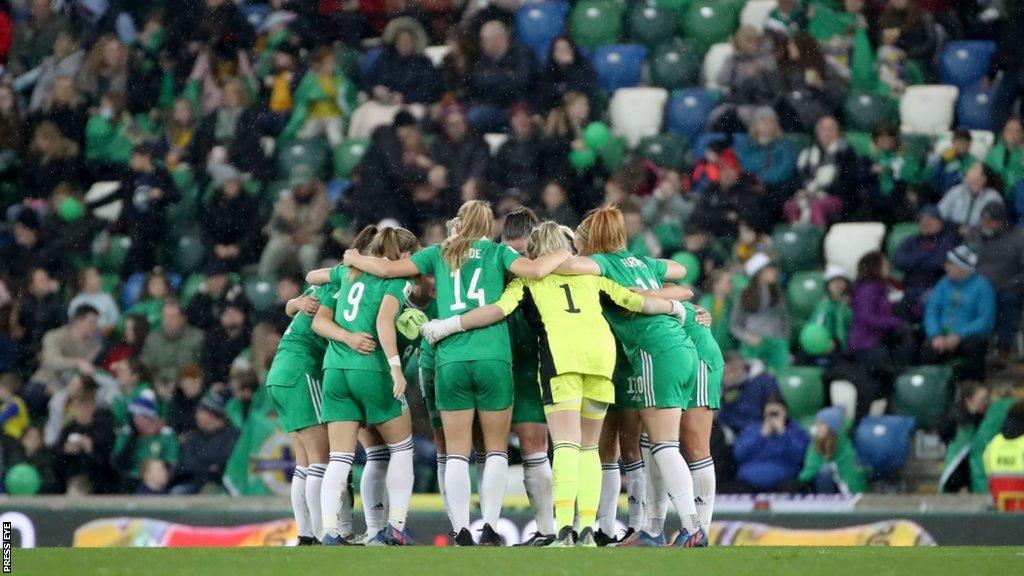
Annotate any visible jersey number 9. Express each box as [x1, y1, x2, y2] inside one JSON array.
[[342, 282, 365, 322]]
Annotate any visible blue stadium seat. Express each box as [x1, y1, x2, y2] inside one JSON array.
[[957, 83, 995, 131], [121, 273, 146, 310], [666, 89, 717, 140], [359, 47, 383, 80], [515, 2, 571, 66], [855, 416, 915, 479], [242, 4, 270, 28], [592, 44, 647, 92], [939, 41, 996, 89], [688, 132, 728, 160]]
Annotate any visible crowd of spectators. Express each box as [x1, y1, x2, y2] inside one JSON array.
[[0, 0, 1021, 497]]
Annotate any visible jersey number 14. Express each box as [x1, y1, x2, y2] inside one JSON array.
[[450, 269, 485, 311]]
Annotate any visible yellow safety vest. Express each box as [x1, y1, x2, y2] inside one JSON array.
[[983, 434, 1024, 476]]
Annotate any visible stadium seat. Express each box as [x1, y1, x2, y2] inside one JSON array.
[[829, 380, 858, 422], [666, 88, 718, 140], [855, 416, 915, 478], [244, 275, 279, 313], [173, 236, 206, 276], [100, 273, 120, 298], [957, 83, 996, 132], [277, 138, 329, 181], [939, 41, 996, 89], [772, 224, 824, 274], [121, 273, 146, 310], [885, 222, 920, 258], [242, 4, 270, 28], [483, 133, 507, 155], [94, 234, 131, 273], [650, 39, 701, 91], [786, 270, 825, 322], [599, 135, 630, 171], [931, 130, 995, 162], [516, 2, 571, 65], [179, 273, 206, 306], [334, 137, 370, 179], [688, 132, 729, 161], [844, 131, 873, 157], [359, 46, 383, 80], [843, 90, 898, 132], [824, 222, 886, 279], [609, 87, 669, 148], [900, 85, 959, 135], [739, 0, 777, 32], [423, 45, 450, 68], [592, 44, 647, 92], [894, 365, 953, 429], [629, 4, 679, 48], [682, 0, 743, 53], [701, 42, 734, 90], [635, 133, 690, 169], [570, 0, 625, 51], [775, 366, 825, 423]]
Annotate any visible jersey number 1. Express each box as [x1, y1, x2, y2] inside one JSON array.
[[559, 283, 581, 314], [450, 268, 485, 311]]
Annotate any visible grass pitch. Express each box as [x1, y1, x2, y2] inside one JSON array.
[[13, 546, 1024, 576]]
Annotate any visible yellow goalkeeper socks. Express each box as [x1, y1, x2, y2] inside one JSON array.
[[552, 441, 581, 530], [578, 446, 601, 529]]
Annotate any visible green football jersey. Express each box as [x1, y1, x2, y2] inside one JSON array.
[[321, 270, 411, 372], [417, 298, 439, 371], [275, 285, 334, 361], [410, 240, 521, 366], [589, 251, 695, 358], [681, 301, 725, 370]]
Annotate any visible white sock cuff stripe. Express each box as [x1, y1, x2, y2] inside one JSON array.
[[688, 457, 714, 471], [639, 433, 651, 448], [292, 468, 307, 479], [601, 463, 621, 471], [485, 451, 509, 460], [447, 454, 470, 463], [328, 453, 354, 464], [437, 454, 447, 463], [523, 455, 549, 467], [387, 437, 415, 453], [651, 442, 680, 455], [365, 445, 390, 457], [622, 460, 645, 472], [306, 467, 326, 478]]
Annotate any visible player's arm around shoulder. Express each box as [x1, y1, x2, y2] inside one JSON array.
[[508, 248, 572, 279], [554, 255, 602, 276], [597, 276, 683, 319]]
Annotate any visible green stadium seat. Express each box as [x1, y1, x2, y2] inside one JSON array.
[[94, 234, 132, 273], [656, 0, 689, 11], [101, 273, 121, 298], [843, 90, 898, 132], [636, 133, 690, 169], [599, 135, 629, 172], [570, 0, 625, 51], [333, 137, 370, 179], [787, 270, 825, 322], [179, 273, 206, 306], [173, 235, 206, 275], [894, 365, 953, 429], [629, 4, 679, 48], [901, 133, 933, 163], [775, 366, 825, 423], [681, 0, 742, 54], [244, 275, 278, 312], [650, 39, 701, 90], [277, 138, 329, 181], [772, 224, 824, 275], [845, 131, 873, 158], [886, 222, 920, 258]]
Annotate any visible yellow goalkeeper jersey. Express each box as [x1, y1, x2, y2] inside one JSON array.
[[494, 274, 645, 380]]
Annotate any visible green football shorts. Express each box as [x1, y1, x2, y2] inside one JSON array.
[[435, 360, 514, 412], [321, 368, 407, 425]]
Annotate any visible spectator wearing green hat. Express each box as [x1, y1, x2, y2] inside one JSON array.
[[798, 407, 867, 494], [111, 389, 178, 489], [258, 166, 329, 278]]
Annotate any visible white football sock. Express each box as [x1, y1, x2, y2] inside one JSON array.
[[481, 452, 509, 526], [386, 437, 415, 531], [523, 452, 555, 535], [305, 463, 327, 539], [597, 463, 621, 535], [446, 455, 472, 532], [641, 438, 667, 536], [320, 454, 352, 537], [652, 442, 700, 535], [362, 445, 390, 537], [623, 460, 646, 531], [689, 457, 716, 533], [437, 454, 452, 527], [291, 466, 313, 538], [475, 454, 485, 512]]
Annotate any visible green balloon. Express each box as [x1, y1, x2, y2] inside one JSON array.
[[583, 122, 612, 150], [800, 324, 833, 356], [670, 251, 701, 284], [57, 196, 84, 221], [5, 463, 41, 496], [569, 148, 597, 170]]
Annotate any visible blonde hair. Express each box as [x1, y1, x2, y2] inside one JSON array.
[[370, 227, 419, 260], [576, 206, 627, 255], [527, 221, 573, 259], [441, 201, 493, 269]]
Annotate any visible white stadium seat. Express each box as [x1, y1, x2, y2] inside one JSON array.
[[424, 45, 451, 68], [900, 85, 959, 135], [930, 130, 995, 162], [702, 42, 734, 91], [739, 0, 778, 33], [824, 222, 887, 278], [484, 133, 508, 155], [609, 87, 669, 148]]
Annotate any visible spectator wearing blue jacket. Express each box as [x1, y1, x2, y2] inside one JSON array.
[[735, 107, 798, 192], [922, 245, 997, 381], [727, 395, 810, 493], [892, 205, 960, 319], [717, 352, 781, 434]]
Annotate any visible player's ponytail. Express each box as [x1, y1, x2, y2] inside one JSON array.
[[526, 221, 573, 259], [576, 206, 627, 255], [441, 200, 494, 270], [347, 225, 379, 281], [370, 227, 419, 261]]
